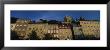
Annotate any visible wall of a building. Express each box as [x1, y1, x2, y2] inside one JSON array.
[[73, 27, 82, 35], [80, 21, 100, 38]]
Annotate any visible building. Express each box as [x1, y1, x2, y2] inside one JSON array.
[[80, 21, 100, 38], [64, 16, 72, 23], [11, 16, 100, 40], [29, 23, 49, 39], [11, 24, 16, 30], [11, 19, 32, 39], [73, 24, 83, 35], [11, 19, 73, 40], [58, 23, 73, 40], [32, 23, 73, 40]]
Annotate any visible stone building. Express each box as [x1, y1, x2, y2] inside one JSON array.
[[73, 26, 83, 35], [64, 16, 72, 23], [11, 16, 100, 40], [11, 19, 73, 40], [80, 21, 100, 38], [58, 23, 73, 40], [28, 23, 48, 39], [11, 19, 32, 39], [11, 24, 16, 30]]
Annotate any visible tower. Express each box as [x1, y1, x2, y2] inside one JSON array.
[[64, 16, 72, 23]]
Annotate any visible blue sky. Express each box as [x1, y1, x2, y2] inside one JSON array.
[[11, 10, 100, 21]]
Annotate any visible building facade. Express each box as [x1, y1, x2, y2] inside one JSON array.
[[80, 21, 100, 38], [12, 19, 32, 39], [11, 16, 100, 40], [11, 24, 16, 30], [11, 19, 73, 40], [64, 16, 72, 23]]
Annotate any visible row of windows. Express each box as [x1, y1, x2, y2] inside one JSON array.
[[82, 26, 99, 28], [83, 29, 100, 31], [11, 25, 15, 28], [47, 30, 70, 33], [15, 24, 70, 29], [59, 26, 70, 29], [15, 29, 26, 31], [83, 30, 100, 32], [81, 24, 100, 26], [83, 28, 99, 29], [53, 34, 71, 39], [48, 30, 59, 33], [36, 26, 70, 29], [16, 25, 27, 26], [85, 33, 100, 35], [80, 22, 99, 24], [53, 35, 59, 37]]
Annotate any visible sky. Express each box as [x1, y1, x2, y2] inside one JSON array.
[[11, 10, 100, 22]]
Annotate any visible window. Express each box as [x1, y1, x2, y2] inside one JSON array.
[[88, 26, 89, 27], [84, 22, 86, 24], [56, 30, 58, 33], [48, 30, 50, 33], [16, 25, 19, 26], [24, 25, 26, 26], [51, 30, 53, 33], [59, 26, 61, 28], [54, 35, 58, 37], [54, 35, 56, 37], [20, 25, 22, 26], [41, 32, 43, 33]]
